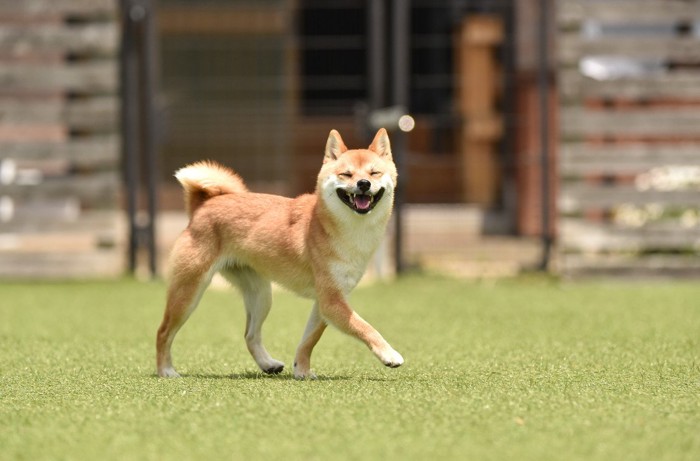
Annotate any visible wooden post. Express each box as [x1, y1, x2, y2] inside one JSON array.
[[455, 15, 504, 206]]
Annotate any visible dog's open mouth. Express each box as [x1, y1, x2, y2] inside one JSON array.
[[336, 188, 385, 214]]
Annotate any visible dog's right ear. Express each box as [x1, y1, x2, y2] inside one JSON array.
[[324, 129, 348, 163]]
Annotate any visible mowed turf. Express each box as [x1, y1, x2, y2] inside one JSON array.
[[1, 275, 698, 460]]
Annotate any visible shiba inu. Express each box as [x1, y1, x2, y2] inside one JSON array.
[[156, 128, 404, 379]]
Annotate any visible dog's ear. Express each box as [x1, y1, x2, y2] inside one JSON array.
[[369, 128, 392, 160], [324, 130, 348, 163]]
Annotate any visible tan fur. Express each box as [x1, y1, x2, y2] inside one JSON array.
[[174, 160, 248, 217], [156, 129, 404, 379]]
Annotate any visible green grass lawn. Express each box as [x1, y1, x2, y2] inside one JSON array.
[[1, 275, 698, 460]]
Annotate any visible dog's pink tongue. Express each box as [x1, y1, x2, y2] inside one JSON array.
[[354, 195, 371, 210]]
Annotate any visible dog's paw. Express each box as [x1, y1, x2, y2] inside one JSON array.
[[377, 348, 404, 368], [293, 362, 318, 380], [293, 369, 318, 380], [260, 358, 285, 375], [263, 364, 285, 375], [158, 367, 181, 378]]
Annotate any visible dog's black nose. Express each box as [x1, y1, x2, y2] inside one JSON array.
[[357, 179, 371, 192]]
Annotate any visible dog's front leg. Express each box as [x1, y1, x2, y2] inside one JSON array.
[[316, 287, 404, 369], [294, 302, 327, 379]]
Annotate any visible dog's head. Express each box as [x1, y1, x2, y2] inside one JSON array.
[[317, 128, 397, 217]]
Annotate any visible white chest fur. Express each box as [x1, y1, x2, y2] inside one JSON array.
[[328, 217, 388, 293]]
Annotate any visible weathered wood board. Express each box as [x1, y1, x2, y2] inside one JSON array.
[[557, 0, 700, 277], [0, 0, 122, 279]]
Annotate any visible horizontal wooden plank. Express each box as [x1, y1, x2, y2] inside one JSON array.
[[561, 218, 700, 252], [560, 184, 700, 212], [0, 99, 63, 121], [559, 34, 700, 65], [0, 209, 122, 233], [0, 249, 124, 279], [560, 69, 700, 100], [0, 23, 117, 57], [0, 196, 80, 225], [66, 97, 118, 131], [0, 171, 120, 209], [561, 143, 700, 175], [0, 0, 116, 17], [1, 158, 75, 178], [0, 96, 118, 131], [561, 107, 700, 137], [0, 61, 117, 93], [0, 136, 119, 165], [560, 254, 700, 278], [0, 229, 120, 252], [558, 0, 700, 27], [0, 235, 114, 253], [0, 124, 65, 142], [159, 6, 288, 35], [0, 157, 118, 186]]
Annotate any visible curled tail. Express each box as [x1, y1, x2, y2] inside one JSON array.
[[174, 160, 247, 217]]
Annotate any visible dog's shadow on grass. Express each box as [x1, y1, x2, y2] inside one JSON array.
[[154, 371, 353, 381]]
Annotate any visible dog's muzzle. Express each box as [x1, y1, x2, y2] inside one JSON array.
[[336, 187, 385, 214]]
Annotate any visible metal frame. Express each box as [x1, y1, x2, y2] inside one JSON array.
[[366, 0, 410, 274], [118, 0, 552, 277], [120, 0, 159, 277], [391, 0, 410, 274], [538, 0, 553, 271]]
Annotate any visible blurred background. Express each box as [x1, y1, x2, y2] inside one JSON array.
[[1, 0, 699, 280]]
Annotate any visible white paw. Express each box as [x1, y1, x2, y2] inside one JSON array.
[[293, 364, 318, 380], [259, 358, 285, 375], [158, 367, 181, 378], [377, 348, 404, 368]]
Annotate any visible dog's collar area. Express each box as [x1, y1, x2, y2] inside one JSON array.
[[336, 187, 385, 214]]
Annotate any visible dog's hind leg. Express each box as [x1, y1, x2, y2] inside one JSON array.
[[221, 267, 285, 374], [156, 233, 216, 378]]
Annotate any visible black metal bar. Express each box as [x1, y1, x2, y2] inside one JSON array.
[[120, 0, 140, 274], [538, 0, 553, 271], [391, 0, 410, 274], [120, 0, 159, 278], [367, 0, 386, 112], [139, 0, 158, 276]]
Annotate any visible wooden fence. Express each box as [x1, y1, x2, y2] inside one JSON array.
[[0, 0, 123, 278], [557, 0, 700, 276]]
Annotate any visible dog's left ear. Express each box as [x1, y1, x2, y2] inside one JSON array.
[[369, 128, 392, 160], [324, 129, 348, 163]]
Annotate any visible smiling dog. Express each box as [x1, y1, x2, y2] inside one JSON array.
[[156, 129, 404, 379]]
